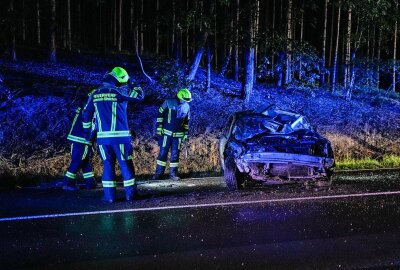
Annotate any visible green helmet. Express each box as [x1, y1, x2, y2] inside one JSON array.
[[177, 88, 192, 102], [109, 67, 130, 84]]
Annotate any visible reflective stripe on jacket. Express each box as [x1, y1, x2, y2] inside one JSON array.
[[156, 98, 190, 137], [67, 107, 93, 145], [83, 82, 144, 145]]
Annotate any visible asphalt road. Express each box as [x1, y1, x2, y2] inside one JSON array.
[[1, 170, 400, 270]]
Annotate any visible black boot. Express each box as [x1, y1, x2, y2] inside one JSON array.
[[170, 173, 180, 181], [125, 185, 137, 201], [85, 178, 97, 189], [151, 174, 162, 180], [102, 188, 116, 203], [62, 177, 78, 191]]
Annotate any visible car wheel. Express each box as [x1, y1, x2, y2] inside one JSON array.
[[315, 170, 333, 188], [224, 156, 244, 190]]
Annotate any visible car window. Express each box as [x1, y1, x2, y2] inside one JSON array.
[[273, 113, 297, 124], [233, 116, 279, 141]]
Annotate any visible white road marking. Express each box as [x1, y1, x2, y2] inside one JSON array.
[[1, 190, 400, 222]]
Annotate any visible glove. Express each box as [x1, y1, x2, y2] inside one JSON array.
[[182, 134, 188, 142], [128, 78, 138, 88], [156, 127, 163, 136]]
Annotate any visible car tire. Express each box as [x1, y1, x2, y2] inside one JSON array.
[[224, 156, 244, 190]]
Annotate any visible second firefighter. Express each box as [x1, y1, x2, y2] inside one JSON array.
[[153, 88, 192, 180]]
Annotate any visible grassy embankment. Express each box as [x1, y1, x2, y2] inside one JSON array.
[[1, 57, 400, 187], [335, 155, 400, 170]]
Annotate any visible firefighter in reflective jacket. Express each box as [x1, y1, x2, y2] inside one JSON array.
[[62, 90, 97, 191], [83, 67, 144, 203], [153, 88, 192, 180]]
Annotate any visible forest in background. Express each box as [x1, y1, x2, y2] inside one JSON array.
[[1, 0, 400, 99]]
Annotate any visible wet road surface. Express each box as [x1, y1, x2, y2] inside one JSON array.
[[0, 170, 400, 269]]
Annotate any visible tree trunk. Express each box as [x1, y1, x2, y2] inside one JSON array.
[[207, 47, 212, 91], [299, 0, 304, 80], [271, 0, 275, 74], [134, 0, 139, 54], [187, 0, 215, 81], [130, 0, 134, 50], [367, 26, 370, 86], [347, 13, 363, 100], [67, 0, 72, 51], [253, 0, 260, 84], [285, 0, 292, 85], [186, 0, 190, 61], [243, 47, 255, 106], [214, 6, 218, 69], [344, 6, 351, 89], [118, 0, 122, 51], [171, 0, 176, 57], [49, 0, 57, 63], [113, 0, 117, 47], [277, 51, 284, 87], [328, 1, 335, 83], [77, 0, 81, 46], [242, 0, 255, 106], [9, 0, 16, 61], [22, 0, 26, 42], [376, 28, 381, 89], [99, 1, 102, 51], [187, 36, 207, 81], [192, 0, 197, 58], [264, 0, 270, 32], [332, 0, 341, 92], [220, 46, 232, 77], [234, 0, 240, 81], [320, 0, 328, 87], [156, 0, 159, 55], [393, 0, 398, 92], [37, 0, 41, 45], [140, 0, 144, 54]]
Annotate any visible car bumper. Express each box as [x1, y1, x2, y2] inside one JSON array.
[[237, 152, 334, 180]]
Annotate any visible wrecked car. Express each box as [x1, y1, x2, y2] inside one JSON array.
[[219, 105, 335, 190]]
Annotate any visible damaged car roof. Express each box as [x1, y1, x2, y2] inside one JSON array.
[[232, 104, 313, 141]]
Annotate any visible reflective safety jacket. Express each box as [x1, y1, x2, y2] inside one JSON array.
[[83, 82, 144, 145], [67, 107, 94, 145], [156, 98, 190, 137]]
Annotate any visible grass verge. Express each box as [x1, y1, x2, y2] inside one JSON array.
[[336, 155, 400, 170]]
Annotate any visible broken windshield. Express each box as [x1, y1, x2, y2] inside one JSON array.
[[233, 116, 281, 141]]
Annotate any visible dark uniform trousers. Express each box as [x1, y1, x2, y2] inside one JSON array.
[[156, 134, 183, 176], [98, 143, 136, 198], [63, 142, 96, 189]]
